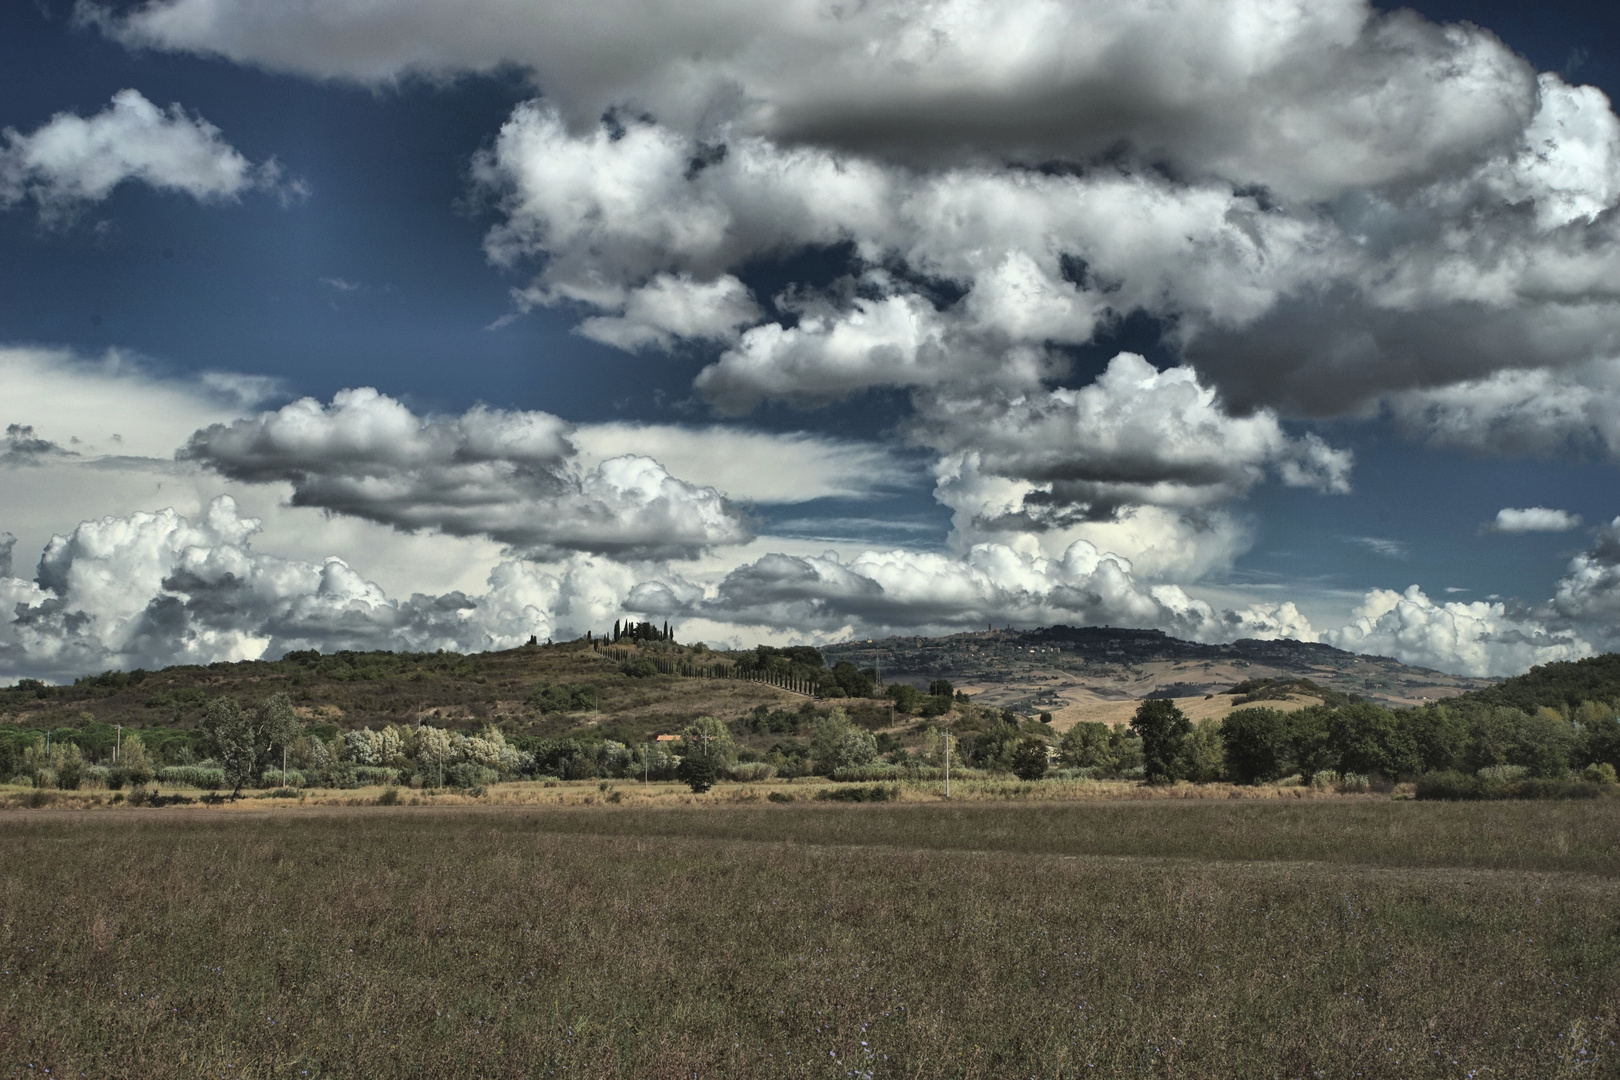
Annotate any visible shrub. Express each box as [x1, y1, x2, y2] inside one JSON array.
[[1477, 764, 1528, 783], [354, 766, 401, 786], [677, 755, 716, 794], [1338, 772, 1372, 793], [444, 763, 498, 789], [814, 784, 898, 803], [1583, 762, 1618, 785], [1415, 771, 1479, 800], [1011, 738, 1050, 781], [377, 787, 401, 806], [767, 790, 795, 803], [1310, 769, 1339, 790], [158, 766, 225, 790], [726, 762, 777, 782]]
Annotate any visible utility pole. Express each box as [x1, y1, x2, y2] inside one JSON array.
[[115, 724, 121, 765], [943, 725, 952, 799]]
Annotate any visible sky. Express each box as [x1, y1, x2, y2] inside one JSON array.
[[2, 0, 1620, 682]]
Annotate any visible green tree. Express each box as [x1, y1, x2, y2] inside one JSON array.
[[1058, 721, 1118, 771], [1514, 708, 1577, 778], [809, 708, 865, 774], [1327, 702, 1421, 779], [677, 754, 716, 793], [201, 693, 303, 797], [1220, 707, 1288, 784], [678, 716, 736, 768], [1011, 738, 1049, 781], [1130, 699, 1191, 784], [1176, 719, 1226, 783]]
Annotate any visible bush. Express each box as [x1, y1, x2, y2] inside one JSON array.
[[1415, 771, 1479, 800], [1338, 772, 1373, 793], [677, 755, 716, 794], [258, 768, 306, 789], [1310, 769, 1339, 790], [377, 787, 401, 806], [726, 762, 777, 782], [444, 762, 498, 789], [1011, 738, 1050, 781], [767, 790, 795, 803], [814, 784, 899, 803], [1583, 762, 1618, 785], [157, 766, 226, 790], [354, 766, 401, 786]]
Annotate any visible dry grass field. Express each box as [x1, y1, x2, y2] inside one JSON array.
[[2, 798, 1617, 1078]]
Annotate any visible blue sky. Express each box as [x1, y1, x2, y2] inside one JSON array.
[[2, 0, 1619, 680]]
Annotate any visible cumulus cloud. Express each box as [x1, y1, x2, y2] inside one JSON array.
[[639, 537, 1318, 648], [1324, 585, 1590, 678], [181, 388, 753, 560], [99, 0, 1534, 200], [913, 353, 1351, 527], [88, 0, 1620, 440], [0, 89, 298, 220], [1547, 517, 1620, 625], [571, 422, 908, 504], [0, 496, 637, 681], [1388, 358, 1620, 460], [1491, 507, 1582, 533]]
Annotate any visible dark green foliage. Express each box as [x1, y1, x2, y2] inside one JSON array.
[[676, 754, 716, 793], [1326, 701, 1422, 778], [1058, 721, 1120, 772], [525, 682, 598, 713], [1219, 707, 1289, 784], [886, 682, 925, 713], [1228, 677, 1355, 707], [1466, 653, 1620, 713], [200, 693, 302, 796], [1010, 738, 1050, 781], [813, 783, 897, 802], [824, 661, 876, 698], [1131, 698, 1192, 784], [746, 704, 801, 734], [928, 679, 954, 697], [619, 658, 659, 678], [1415, 770, 1615, 801]]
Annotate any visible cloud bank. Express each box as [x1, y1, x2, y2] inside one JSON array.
[[182, 388, 753, 560]]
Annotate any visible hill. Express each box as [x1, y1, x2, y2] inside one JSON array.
[[822, 624, 1497, 724]]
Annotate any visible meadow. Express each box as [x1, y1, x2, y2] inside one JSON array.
[[2, 797, 1616, 1078]]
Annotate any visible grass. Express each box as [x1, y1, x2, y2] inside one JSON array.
[[2, 800, 1617, 1077]]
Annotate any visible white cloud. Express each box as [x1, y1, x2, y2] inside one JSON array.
[[100, 0, 1535, 201], [1548, 517, 1620, 625], [0, 89, 296, 220], [575, 273, 762, 351], [1324, 584, 1590, 678], [181, 388, 754, 559], [571, 422, 908, 504], [914, 353, 1352, 526], [0, 345, 276, 458], [631, 534, 1318, 648], [1388, 358, 1620, 459], [1491, 507, 1582, 533], [0, 496, 637, 681], [1349, 536, 1409, 560]]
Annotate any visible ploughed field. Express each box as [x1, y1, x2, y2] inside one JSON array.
[[3, 800, 1617, 1078]]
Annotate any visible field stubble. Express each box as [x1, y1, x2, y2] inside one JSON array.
[[2, 800, 1617, 1078]]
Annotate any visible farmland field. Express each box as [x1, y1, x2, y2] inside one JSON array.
[[2, 799, 1617, 1078]]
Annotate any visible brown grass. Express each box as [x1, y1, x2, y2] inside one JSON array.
[[1, 801, 1616, 1078]]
